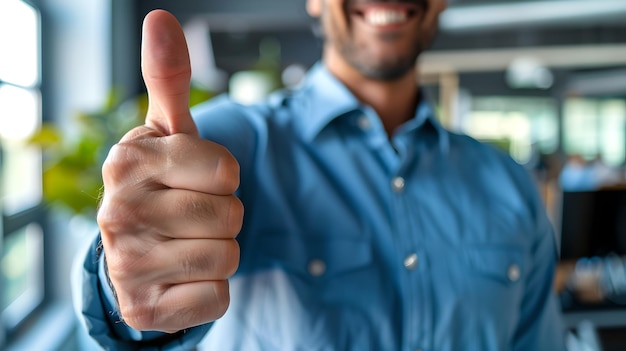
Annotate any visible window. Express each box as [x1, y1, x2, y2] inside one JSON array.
[[563, 98, 626, 167], [462, 96, 559, 165], [0, 0, 44, 344]]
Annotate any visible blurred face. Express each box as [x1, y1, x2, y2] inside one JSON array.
[[309, 0, 439, 81]]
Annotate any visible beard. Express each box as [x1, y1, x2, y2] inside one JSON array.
[[337, 32, 424, 81], [327, 19, 430, 81]]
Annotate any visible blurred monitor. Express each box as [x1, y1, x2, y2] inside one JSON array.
[[559, 188, 626, 312], [560, 189, 626, 260]]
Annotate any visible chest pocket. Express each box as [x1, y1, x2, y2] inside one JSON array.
[[426, 242, 529, 312], [464, 245, 527, 286], [233, 233, 377, 350], [452, 244, 528, 324], [254, 232, 373, 282]]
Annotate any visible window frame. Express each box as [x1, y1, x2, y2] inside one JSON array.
[[0, 0, 47, 345]]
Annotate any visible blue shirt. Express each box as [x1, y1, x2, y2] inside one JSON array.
[[76, 63, 566, 350]]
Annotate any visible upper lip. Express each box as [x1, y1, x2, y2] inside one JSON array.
[[348, 0, 424, 17], [348, 0, 426, 9]]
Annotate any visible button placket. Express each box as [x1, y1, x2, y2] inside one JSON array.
[[392, 176, 406, 193], [308, 259, 326, 277], [507, 264, 521, 282], [404, 253, 419, 271], [357, 115, 371, 131]]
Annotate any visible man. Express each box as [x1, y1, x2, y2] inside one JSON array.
[[77, 0, 567, 349]]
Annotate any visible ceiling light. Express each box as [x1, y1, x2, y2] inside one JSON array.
[[440, 0, 626, 31]]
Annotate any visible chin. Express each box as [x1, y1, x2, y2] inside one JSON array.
[[363, 67, 411, 81], [350, 45, 423, 81], [353, 58, 417, 81]]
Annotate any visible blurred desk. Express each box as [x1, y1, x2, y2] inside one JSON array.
[[557, 259, 626, 351], [557, 188, 626, 327]]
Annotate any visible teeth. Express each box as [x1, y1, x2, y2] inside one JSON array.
[[364, 9, 408, 25]]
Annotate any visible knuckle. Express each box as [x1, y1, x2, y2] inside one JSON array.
[[102, 134, 163, 189], [97, 194, 147, 240], [101, 142, 141, 186], [215, 150, 240, 193], [103, 244, 153, 291], [98, 208, 157, 283], [211, 282, 231, 319], [105, 247, 143, 283], [118, 299, 158, 331], [224, 240, 240, 277], [115, 285, 161, 331], [97, 198, 131, 235], [225, 196, 244, 237]]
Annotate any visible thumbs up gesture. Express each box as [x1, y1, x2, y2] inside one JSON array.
[[97, 10, 242, 333]]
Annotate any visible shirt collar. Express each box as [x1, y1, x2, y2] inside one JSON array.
[[297, 62, 449, 152], [399, 94, 450, 154], [298, 62, 362, 140]]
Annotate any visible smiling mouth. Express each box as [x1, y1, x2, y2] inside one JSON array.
[[351, 3, 421, 26]]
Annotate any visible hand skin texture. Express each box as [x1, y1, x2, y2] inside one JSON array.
[[97, 10, 243, 334]]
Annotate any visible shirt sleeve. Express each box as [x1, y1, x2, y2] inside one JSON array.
[[512, 190, 567, 351], [191, 94, 261, 176], [74, 233, 212, 350]]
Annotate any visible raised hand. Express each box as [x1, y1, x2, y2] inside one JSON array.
[[97, 9, 243, 333]]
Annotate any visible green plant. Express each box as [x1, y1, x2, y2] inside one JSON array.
[[30, 87, 213, 217]]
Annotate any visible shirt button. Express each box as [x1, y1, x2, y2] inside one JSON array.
[[404, 253, 419, 270], [392, 177, 405, 193], [357, 115, 371, 130], [308, 259, 326, 277], [508, 264, 521, 282]]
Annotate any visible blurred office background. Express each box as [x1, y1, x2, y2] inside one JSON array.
[[1, 0, 626, 350]]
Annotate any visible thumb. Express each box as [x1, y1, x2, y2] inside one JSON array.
[[142, 9, 198, 136]]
